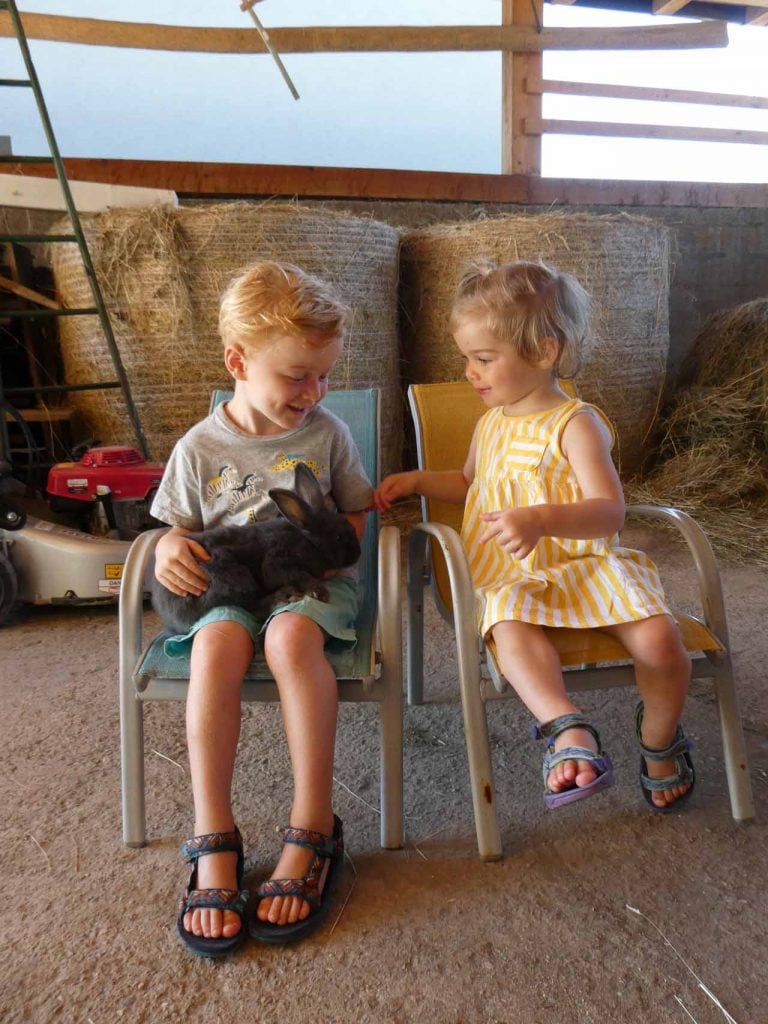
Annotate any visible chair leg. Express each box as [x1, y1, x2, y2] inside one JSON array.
[[379, 669, 404, 849], [119, 675, 148, 847], [711, 658, 755, 821], [406, 532, 427, 706]]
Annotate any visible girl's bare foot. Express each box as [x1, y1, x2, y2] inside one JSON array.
[[183, 849, 241, 940], [547, 726, 600, 793]]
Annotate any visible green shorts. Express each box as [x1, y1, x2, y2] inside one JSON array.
[[162, 575, 359, 658]]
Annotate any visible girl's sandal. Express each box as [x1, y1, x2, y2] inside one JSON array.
[[176, 828, 249, 958], [249, 815, 344, 945], [533, 712, 614, 809], [635, 701, 696, 813]]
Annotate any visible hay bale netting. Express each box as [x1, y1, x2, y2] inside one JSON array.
[[49, 203, 402, 473], [400, 213, 671, 479]]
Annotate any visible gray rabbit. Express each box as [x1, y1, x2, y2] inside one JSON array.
[[150, 462, 362, 633]]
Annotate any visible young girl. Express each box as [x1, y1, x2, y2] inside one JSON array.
[[376, 259, 694, 813], [151, 261, 373, 957]]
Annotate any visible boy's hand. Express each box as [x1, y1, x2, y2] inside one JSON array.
[[154, 531, 211, 597], [374, 472, 419, 511], [479, 507, 543, 560]]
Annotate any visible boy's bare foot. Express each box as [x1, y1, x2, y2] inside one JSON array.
[[183, 849, 241, 940], [546, 726, 601, 793]]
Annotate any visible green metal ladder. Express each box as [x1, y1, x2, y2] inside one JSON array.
[[0, 0, 149, 461]]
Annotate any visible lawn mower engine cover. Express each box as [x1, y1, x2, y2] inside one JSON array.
[[47, 445, 164, 505]]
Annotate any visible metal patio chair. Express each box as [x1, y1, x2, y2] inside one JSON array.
[[406, 381, 755, 860], [118, 387, 403, 850]]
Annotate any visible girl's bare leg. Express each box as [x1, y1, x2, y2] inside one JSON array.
[[183, 620, 253, 940], [602, 615, 691, 808], [491, 620, 601, 792], [256, 612, 338, 927]]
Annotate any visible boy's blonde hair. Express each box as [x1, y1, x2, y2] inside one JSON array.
[[219, 261, 350, 351], [449, 259, 592, 378]]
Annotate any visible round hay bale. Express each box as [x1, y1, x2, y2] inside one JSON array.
[[50, 202, 402, 473], [400, 212, 671, 479]]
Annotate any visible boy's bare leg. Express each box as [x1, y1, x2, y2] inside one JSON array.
[[602, 615, 691, 808], [256, 612, 338, 927], [183, 621, 253, 940], [491, 620, 601, 792]]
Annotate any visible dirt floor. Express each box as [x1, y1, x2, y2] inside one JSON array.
[[2, 523, 767, 1024]]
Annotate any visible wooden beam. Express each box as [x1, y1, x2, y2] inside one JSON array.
[[528, 117, 768, 145], [653, 0, 691, 14], [746, 7, 768, 23], [0, 13, 730, 53], [5, 158, 768, 208], [527, 75, 768, 109], [502, 0, 542, 175], [0, 272, 60, 310]]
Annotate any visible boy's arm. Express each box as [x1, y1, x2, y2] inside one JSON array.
[[154, 526, 211, 597]]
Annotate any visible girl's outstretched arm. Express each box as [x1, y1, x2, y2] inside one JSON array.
[[374, 427, 478, 511], [479, 411, 625, 558]]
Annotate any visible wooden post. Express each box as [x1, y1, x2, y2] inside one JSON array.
[[502, 0, 543, 175]]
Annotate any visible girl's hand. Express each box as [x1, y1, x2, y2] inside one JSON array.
[[154, 531, 211, 597], [479, 507, 543, 560], [374, 471, 419, 511]]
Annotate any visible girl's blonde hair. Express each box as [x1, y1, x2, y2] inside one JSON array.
[[219, 260, 350, 351], [449, 259, 592, 378]]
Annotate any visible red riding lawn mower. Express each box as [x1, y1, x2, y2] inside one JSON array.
[[0, 441, 164, 625]]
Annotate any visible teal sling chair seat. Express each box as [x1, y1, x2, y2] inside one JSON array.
[[118, 388, 403, 850]]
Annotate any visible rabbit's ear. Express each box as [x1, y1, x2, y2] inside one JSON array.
[[293, 461, 324, 509], [269, 488, 313, 529]]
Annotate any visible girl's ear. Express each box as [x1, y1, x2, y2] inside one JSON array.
[[224, 344, 247, 380], [538, 336, 560, 370]]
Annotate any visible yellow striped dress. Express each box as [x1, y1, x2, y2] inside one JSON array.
[[461, 398, 670, 638]]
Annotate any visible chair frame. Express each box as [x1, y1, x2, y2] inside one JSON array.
[[405, 382, 755, 861], [119, 388, 403, 851]]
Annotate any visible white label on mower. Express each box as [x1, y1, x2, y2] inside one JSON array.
[[99, 579, 122, 595], [66, 478, 89, 491]]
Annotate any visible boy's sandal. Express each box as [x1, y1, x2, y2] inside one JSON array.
[[249, 815, 344, 946], [532, 712, 614, 809], [635, 701, 696, 814], [176, 828, 249, 958]]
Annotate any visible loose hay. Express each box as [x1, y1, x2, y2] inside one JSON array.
[[628, 300, 768, 564], [400, 212, 671, 479], [49, 202, 402, 473]]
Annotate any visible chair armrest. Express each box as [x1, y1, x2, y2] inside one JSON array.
[[626, 503, 730, 648], [377, 524, 402, 663], [118, 527, 167, 674]]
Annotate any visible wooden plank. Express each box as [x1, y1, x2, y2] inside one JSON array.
[[0, 13, 730, 53], [0, 272, 60, 310], [0, 172, 177, 212], [528, 117, 768, 145], [502, 0, 542, 175], [746, 7, 768, 23], [7, 158, 768, 208], [527, 75, 768, 109], [4, 407, 73, 423], [653, 0, 692, 13]]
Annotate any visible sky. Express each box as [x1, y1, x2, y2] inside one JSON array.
[[2, 0, 767, 183]]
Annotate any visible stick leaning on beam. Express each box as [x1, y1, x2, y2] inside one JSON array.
[[0, 15, 729, 53]]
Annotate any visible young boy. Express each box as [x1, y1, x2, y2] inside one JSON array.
[[151, 261, 373, 957]]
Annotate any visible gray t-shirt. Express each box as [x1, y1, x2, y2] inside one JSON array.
[[150, 402, 373, 534]]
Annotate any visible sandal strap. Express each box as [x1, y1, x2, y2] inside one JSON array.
[[276, 817, 343, 859], [544, 745, 610, 773], [257, 872, 323, 910], [635, 703, 693, 760], [180, 828, 243, 863], [640, 758, 695, 791], [532, 713, 601, 746], [179, 887, 249, 916]]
